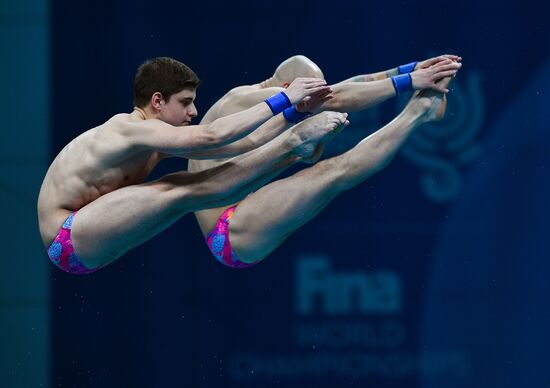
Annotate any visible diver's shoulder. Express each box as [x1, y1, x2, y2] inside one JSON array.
[[106, 112, 134, 123], [225, 84, 262, 97]]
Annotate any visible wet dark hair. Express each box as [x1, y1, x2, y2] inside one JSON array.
[[133, 57, 200, 108]]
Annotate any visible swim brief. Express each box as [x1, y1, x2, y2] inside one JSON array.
[[47, 212, 98, 275], [205, 206, 261, 269]]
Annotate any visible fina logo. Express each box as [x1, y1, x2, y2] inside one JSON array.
[[400, 70, 484, 202], [295, 255, 402, 315]]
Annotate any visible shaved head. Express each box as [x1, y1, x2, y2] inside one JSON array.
[[273, 55, 324, 86]]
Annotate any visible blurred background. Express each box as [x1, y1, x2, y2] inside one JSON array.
[[1, 0, 549, 386]]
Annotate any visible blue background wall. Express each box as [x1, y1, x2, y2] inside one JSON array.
[[0, 0, 50, 387], [3, 0, 547, 387]]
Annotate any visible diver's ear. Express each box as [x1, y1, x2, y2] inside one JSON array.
[[151, 92, 165, 111]]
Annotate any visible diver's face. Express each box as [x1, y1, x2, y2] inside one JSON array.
[[158, 88, 198, 126]]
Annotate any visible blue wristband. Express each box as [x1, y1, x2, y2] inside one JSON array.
[[264, 92, 292, 115], [283, 106, 310, 123], [398, 61, 417, 74], [391, 74, 413, 95]]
